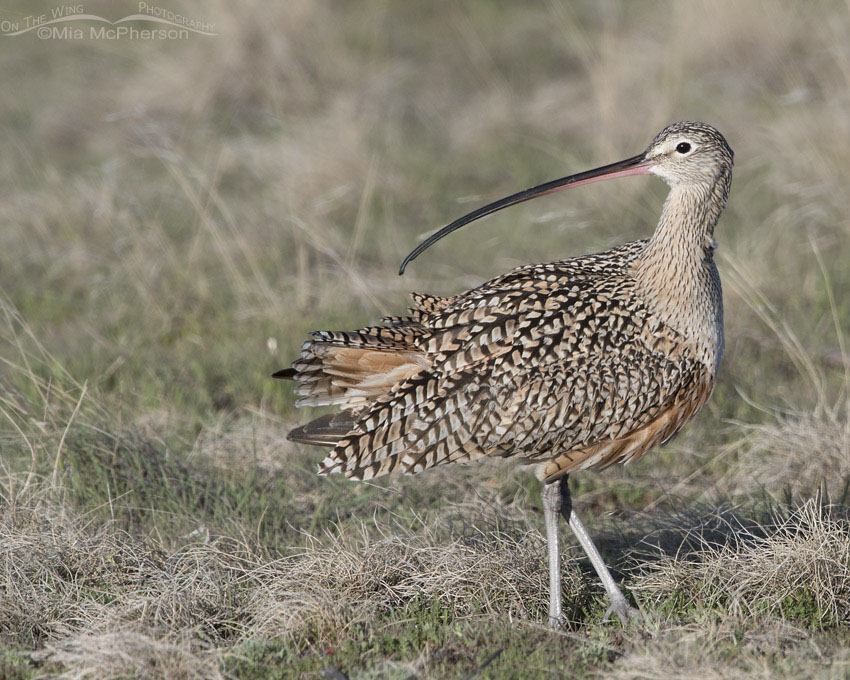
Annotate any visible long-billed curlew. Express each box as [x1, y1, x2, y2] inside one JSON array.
[[275, 121, 733, 626]]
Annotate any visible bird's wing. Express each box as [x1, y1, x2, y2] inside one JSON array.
[[318, 272, 703, 481]]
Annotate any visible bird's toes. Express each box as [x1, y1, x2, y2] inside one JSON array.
[[547, 614, 565, 630], [603, 601, 642, 627]]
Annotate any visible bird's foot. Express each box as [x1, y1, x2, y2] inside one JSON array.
[[547, 614, 564, 630], [602, 597, 642, 627]]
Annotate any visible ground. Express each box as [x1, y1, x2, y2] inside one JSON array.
[[1, 1, 850, 678]]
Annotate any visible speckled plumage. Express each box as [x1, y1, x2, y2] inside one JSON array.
[[280, 122, 733, 490]]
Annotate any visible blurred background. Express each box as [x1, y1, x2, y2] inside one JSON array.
[[2, 1, 850, 677]]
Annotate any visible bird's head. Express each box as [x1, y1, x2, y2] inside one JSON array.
[[642, 121, 734, 188], [399, 121, 733, 275]]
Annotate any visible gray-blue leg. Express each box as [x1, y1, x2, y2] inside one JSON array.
[[541, 480, 564, 627], [542, 476, 640, 627]]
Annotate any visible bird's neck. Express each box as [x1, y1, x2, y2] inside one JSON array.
[[635, 169, 730, 366]]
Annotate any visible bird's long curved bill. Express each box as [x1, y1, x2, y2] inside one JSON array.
[[399, 153, 652, 275]]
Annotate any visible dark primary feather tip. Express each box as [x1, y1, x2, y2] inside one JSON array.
[[288, 412, 356, 447], [272, 368, 297, 380]]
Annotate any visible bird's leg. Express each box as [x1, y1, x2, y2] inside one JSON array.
[[558, 476, 640, 625], [541, 479, 564, 628]]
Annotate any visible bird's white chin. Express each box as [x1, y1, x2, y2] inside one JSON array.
[[647, 165, 679, 186]]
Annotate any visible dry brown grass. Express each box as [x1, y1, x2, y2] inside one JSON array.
[[247, 506, 582, 642], [606, 620, 848, 680], [635, 499, 850, 627], [0, 473, 583, 676], [41, 631, 224, 680], [3, 458, 850, 677], [0, 490, 251, 648], [733, 412, 850, 501]]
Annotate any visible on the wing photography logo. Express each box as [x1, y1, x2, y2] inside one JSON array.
[[1, 3, 216, 40]]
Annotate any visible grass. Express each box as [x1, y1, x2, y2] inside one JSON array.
[[2, 0, 850, 677]]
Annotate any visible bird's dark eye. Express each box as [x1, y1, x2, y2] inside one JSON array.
[[676, 142, 692, 154]]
